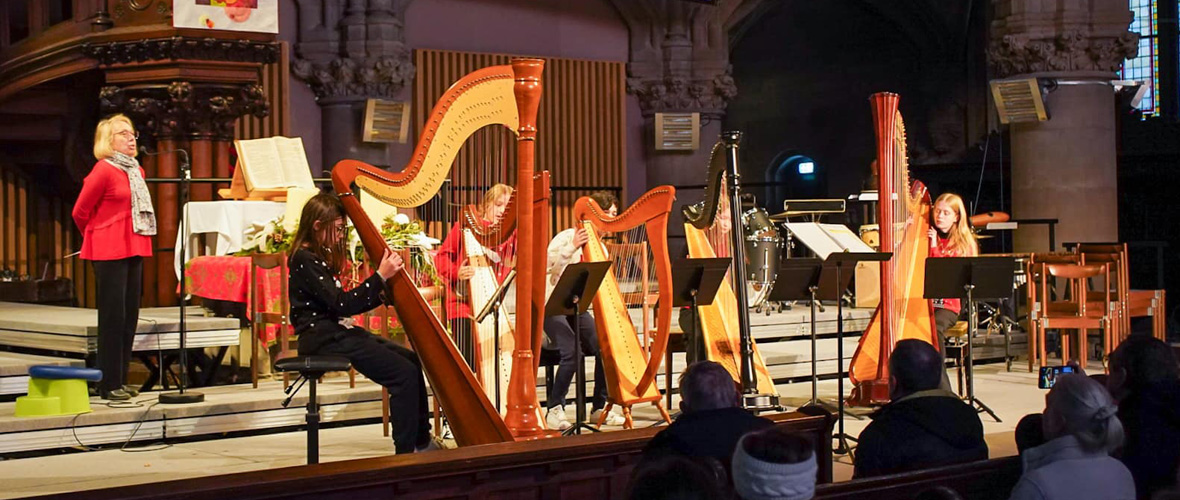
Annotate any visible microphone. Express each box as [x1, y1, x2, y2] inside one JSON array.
[[139, 146, 191, 177]]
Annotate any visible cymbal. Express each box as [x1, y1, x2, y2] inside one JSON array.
[[977, 234, 994, 239]]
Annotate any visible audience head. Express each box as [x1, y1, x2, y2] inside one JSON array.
[[627, 454, 726, 500], [1014, 413, 1046, 455], [912, 486, 965, 500], [1107, 334, 1179, 401], [731, 427, 817, 500], [889, 339, 944, 399], [1043, 374, 1123, 454], [679, 361, 740, 413]]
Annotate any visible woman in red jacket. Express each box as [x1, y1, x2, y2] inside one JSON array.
[[72, 114, 155, 401]]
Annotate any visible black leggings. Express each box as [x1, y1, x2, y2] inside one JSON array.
[[302, 328, 431, 453], [543, 313, 607, 411], [933, 307, 958, 391], [93, 257, 143, 395]]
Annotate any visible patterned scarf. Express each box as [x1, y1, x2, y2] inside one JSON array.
[[106, 152, 157, 236]]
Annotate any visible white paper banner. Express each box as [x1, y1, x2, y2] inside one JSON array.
[[173, 0, 278, 34]]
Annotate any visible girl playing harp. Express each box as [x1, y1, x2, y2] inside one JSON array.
[[289, 193, 437, 454], [434, 184, 517, 383]]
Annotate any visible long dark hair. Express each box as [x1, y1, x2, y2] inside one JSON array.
[[289, 193, 348, 274]]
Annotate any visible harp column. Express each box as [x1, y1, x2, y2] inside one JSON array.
[[988, 0, 1138, 252], [292, 0, 414, 172], [87, 39, 277, 306]]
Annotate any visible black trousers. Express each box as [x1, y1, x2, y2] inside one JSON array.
[[93, 257, 143, 395], [933, 307, 958, 391], [543, 313, 607, 411], [302, 328, 432, 454]]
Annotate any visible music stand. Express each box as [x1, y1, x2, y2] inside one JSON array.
[[767, 258, 851, 409], [924, 256, 1014, 423], [670, 257, 732, 361], [545, 261, 611, 435], [825, 251, 890, 455], [475, 269, 516, 412]]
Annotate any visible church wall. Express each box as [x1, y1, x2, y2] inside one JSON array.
[[281, 0, 636, 190]]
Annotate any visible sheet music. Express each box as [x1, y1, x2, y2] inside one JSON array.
[[786, 222, 874, 260]]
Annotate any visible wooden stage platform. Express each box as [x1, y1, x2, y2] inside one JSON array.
[[0, 301, 1028, 456]]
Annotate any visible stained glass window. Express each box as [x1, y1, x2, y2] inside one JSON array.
[[1122, 0, 1159, 115]]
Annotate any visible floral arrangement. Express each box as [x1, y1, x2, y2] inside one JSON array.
[[376, 213, 442, 287], [236, 216, 294, 256]]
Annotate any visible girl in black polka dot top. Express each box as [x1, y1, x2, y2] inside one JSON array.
[[288, 193, 436, 453]]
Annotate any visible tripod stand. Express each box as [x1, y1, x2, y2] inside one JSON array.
[[545, 261, 611, 435], [925, 256, 1014, 423]]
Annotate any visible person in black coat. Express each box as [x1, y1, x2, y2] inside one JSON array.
[[642, 361, 773, 478], [287, 193, 434, 454], [1107, 335, 1180, 499], [853, 339, 989, 478]]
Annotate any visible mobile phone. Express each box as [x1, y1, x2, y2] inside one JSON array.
[[1038, 365, 1076, 389]]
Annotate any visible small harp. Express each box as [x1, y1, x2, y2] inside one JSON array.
[[681, 136, 777, 397], [331, 59, 548, 445], [573, 187, 676, 428], [847, 92, 938, 406], [460, 200, 517, 414]]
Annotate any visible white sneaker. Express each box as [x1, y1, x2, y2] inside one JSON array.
[[546, 406, 572, 431], [591, 407, 626, 426]]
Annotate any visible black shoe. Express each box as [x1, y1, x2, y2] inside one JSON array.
[[121, 385, 140, 397], [102, 389, 132, 401]]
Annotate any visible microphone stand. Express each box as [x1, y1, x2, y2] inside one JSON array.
[[159, 148, 203, 404]]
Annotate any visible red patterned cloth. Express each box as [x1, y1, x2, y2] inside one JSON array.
[[185, 255, 397, 343]]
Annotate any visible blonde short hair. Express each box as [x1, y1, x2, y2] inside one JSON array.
[[93, 114, 135, 160]]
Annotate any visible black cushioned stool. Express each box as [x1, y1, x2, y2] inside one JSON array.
[[276, 355, 351, 464]]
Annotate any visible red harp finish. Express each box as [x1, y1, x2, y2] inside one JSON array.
[[848, 92, 938, 406]]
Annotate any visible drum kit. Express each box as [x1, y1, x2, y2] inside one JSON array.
[[736, 201, 845, 313]]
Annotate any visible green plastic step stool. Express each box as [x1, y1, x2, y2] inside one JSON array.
[[15, 365, 103, 418]]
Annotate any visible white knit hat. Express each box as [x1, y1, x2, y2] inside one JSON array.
[[731, 434, 818, 500]]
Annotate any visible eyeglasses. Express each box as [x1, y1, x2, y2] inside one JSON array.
[[333, 225, 347, 236], [116, 131, 139, 140]]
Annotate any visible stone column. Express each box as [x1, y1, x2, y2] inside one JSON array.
[[292, 0, 415, 170], [988, 0, 1138, 251]]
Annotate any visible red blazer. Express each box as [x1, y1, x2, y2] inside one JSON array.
[[72, 160, 153, 261]]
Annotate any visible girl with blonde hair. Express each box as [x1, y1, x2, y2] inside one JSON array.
[[928, 192, 979, 389]]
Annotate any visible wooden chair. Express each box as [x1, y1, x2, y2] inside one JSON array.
[[250, 253, 295, 389], [1035, 263, 1117, 368], [1076, 243, 1168, 341], [1076, 251, 1127, 356], [1024, 253, 1079, 370]]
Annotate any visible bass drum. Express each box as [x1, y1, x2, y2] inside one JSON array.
[[741, 207, 781, 308]]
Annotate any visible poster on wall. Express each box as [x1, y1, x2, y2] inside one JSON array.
[[173, 0, 278, 34]]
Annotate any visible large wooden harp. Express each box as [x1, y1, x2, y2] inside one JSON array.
[[681, 137, 777, 396], [847, 92, 938, 406], [331, 59, 547, 445], [572, 187, 675, 428]]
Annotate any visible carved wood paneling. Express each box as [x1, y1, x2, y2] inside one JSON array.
[[235, 42, 290, 141], [412, 49, 626, 234]]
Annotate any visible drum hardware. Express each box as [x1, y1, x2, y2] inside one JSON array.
[[769, 199, 847, 222], [741, 207, 782, 309]]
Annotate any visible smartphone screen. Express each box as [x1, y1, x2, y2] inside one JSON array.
[[1038, 366, 1076, 389]]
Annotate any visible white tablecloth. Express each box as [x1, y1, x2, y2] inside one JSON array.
[[173, 201, 286, 279]]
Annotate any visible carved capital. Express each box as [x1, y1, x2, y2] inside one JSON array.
[[99, 82, 269, 141], [291, 55, 415, 101], [987, 30, 1139, 77], [83, 37, 280, 66], [626, 73, 737, 117]]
